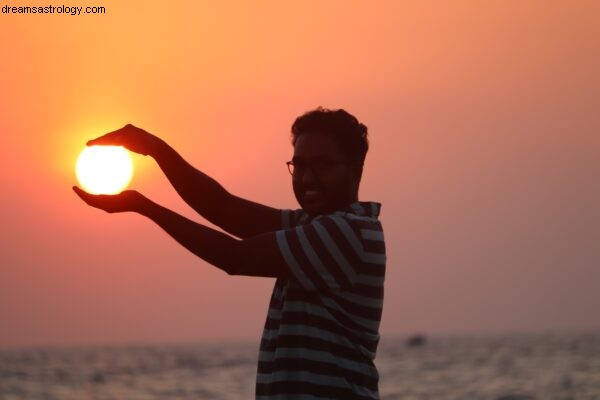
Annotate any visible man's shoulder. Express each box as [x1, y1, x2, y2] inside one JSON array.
[[324, 203, 383, 231], [282, 201, 383, 229]]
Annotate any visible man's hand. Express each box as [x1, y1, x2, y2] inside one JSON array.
[[87, 124, 164, 157], [73, 186, 150, 214]]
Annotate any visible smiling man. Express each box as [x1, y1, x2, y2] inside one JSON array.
[[74, 107, 386, 399]]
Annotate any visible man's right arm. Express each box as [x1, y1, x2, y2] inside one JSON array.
[[87, 124, 282, 239], [152, 141, 282, 239]]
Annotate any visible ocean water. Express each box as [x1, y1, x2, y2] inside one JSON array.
[[1, 333, 599, 399]]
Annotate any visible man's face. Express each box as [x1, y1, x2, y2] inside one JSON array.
[[291, 132, 359, 217]]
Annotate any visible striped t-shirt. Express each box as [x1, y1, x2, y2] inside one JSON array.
[[256, 201, 386, 400]]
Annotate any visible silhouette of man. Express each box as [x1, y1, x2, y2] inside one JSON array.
[[74, 107, 386, 399]]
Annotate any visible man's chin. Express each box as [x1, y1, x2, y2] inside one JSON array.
[[300, 201, 323, 217], [302, 199, 336, 218]]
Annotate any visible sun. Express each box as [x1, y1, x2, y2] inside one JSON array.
[[76, 146, 134, 194]]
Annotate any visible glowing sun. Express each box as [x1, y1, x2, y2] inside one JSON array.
[[76, 146, 133, 194]]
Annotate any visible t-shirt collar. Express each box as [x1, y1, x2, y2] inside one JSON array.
[[342, 201, 382, 218]]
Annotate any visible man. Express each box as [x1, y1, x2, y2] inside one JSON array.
[[74, 107, 386, 399]]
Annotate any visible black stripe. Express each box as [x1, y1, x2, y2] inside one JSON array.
[[256, 381, 377, 400], [352, 283, 383, 299], [281, 287, 382, 322], [350, 202, 366, 215], [303, 222, 352, 288], [346, 284, 383, 299], [261, 334, 374, 365], [282, 291, 378, 334], [360, 263, 386, 278], [265, 316, 281, 330], [285, 228, 330, 290], [269, 310, 379, 352], [319, 216, 363, 271], [362, 239, 386, 254], [280, 310, 354, 336], [327, 293, 383, 321], [257, 358, 378, 391], [284, 286, 382, 324], [260, 319, 377, 355], [346, 217, 381, 230], [266, 280, 285, 310], [282, 209, 290, 229]]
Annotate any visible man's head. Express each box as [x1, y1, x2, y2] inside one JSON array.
[[289, 107, 369, 217]]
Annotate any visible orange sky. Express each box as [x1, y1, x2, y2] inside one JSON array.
[[1, 1, 599, 348]]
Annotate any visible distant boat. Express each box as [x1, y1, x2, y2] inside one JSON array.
[[406, 334, 427, 347]]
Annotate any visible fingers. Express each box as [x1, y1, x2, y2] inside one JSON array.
[[73, 186, 142, 214], [73, 186, 99, 207], [72, 185, 90, 201], [87, 124, 136, 147], [73, 186, 113, 212]]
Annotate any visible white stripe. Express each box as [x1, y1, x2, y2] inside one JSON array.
[[276, 231, 315, 290], [281, 300, 333, 320], [268, 307, 282, 319], [370, 202, 378, 217], [336, 291, 384, 309], [296, 226, 338, 289], [330, 216, 365, 260], [260, 347, 277, 364], [261, 323, 377, 361], [363, 252, 386, 265], [258, 370, 341, 386], [360, 229, 384, 241], [315, 296, 381, 333], [261, 324, 354, 349], [278, 300, 379, 338], [259, 347, 378, 377], [256, 370, 379, 398], [345, 213, 380, 225], [313, 220, 358, 284], [350, 202, 365, 215]]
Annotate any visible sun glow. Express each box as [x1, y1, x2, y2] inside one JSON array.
[[76, 146, 133, 194]]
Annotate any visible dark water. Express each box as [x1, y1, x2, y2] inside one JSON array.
[[1, 333, 599, 399]]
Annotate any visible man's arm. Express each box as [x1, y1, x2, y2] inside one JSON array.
[[87, 124, 283, 239], [138, 198, 289, 278], [73, 186, 289, 278], [152, 142, 282, 239]]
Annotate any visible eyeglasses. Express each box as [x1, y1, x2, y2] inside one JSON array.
[[285, 158, 346, 176]]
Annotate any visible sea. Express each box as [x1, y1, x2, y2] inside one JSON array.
[[1, 333, 599, 400]]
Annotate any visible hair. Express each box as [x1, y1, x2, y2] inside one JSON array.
[[291, 107, 369, 172]]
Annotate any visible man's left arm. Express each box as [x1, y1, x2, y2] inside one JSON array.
[[140, 199, 290, 277], [73, 186, 289, 278]]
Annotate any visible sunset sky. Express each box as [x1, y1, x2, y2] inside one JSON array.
[[1, 1, 598, 349]]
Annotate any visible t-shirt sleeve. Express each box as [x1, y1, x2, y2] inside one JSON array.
[[275, 214, 366, 291]]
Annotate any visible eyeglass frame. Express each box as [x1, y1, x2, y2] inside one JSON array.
[[285, 158, 356, 177]]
